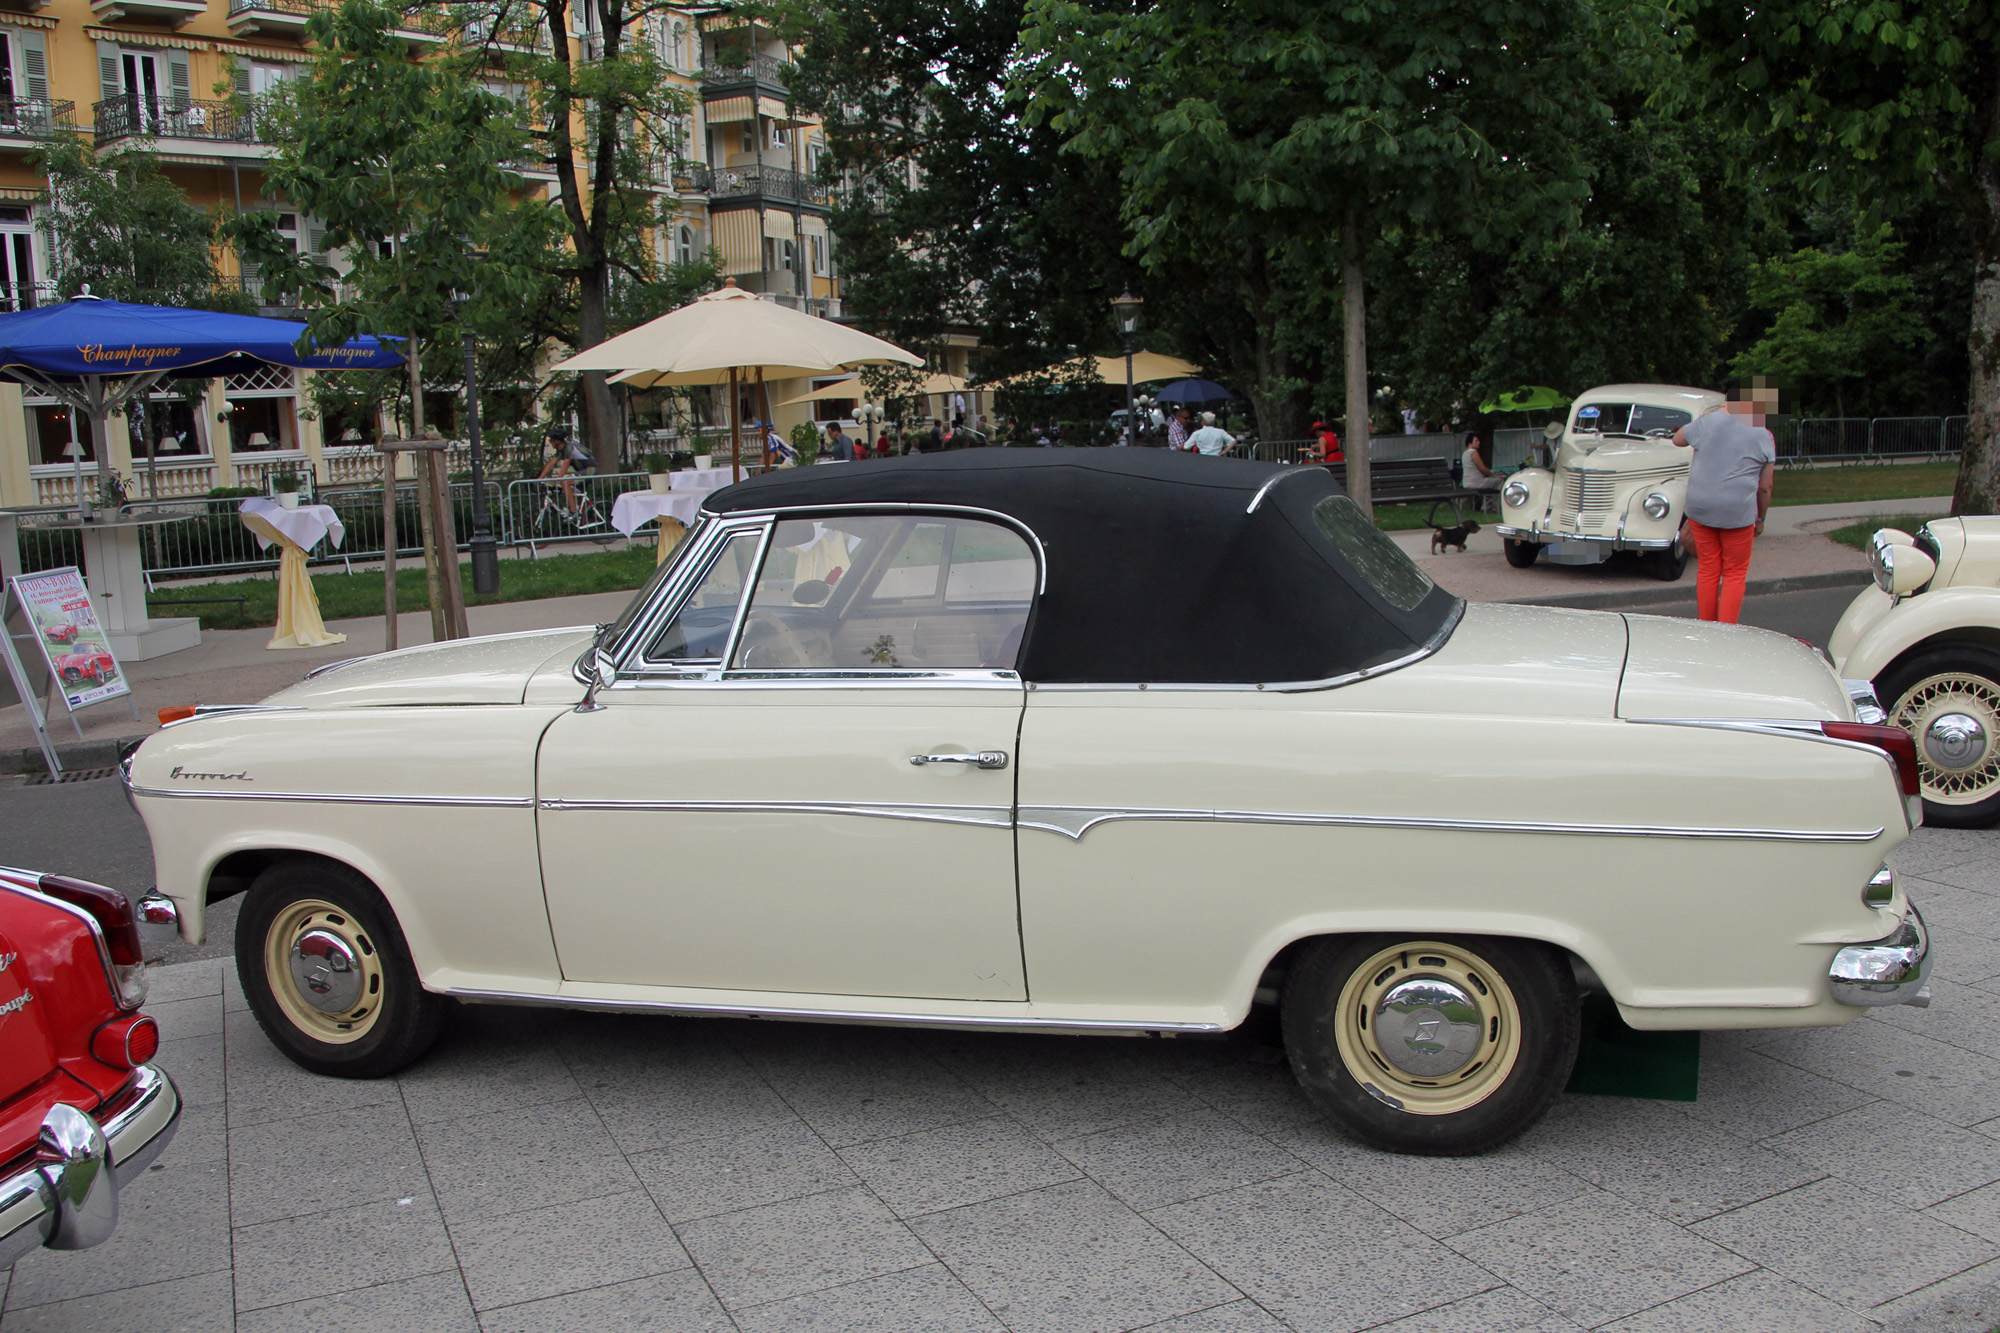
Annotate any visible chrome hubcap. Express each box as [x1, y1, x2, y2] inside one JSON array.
[[1925, 713, 1987, 770], [1373, 978, 1483, 1077], [289, 929, 361, 1015]]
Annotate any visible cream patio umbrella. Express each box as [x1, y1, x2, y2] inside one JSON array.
[[555, 280, 922, 479]]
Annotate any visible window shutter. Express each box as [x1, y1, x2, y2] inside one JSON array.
[[97, 42, 121, 104], [231, 62, 250, 98], [19, 33, 46, 103], [167, 50, 190, 109]]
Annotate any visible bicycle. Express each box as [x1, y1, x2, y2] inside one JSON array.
[[529, 478, 614, 546]]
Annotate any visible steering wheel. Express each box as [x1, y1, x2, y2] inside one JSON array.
[[738, 609, 815, 669]]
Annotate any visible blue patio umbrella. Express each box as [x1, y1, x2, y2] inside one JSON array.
[[1153, 378, 1233, 405], [0, 293, 402, 515]]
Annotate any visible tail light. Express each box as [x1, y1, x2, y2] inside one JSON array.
[[1823, 722, 1921, 797], [91, 1014, 160, 1068], [35, 875, 147, 1008], [157, 705, 198, 725]]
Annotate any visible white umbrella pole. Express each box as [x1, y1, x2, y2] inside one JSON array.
[[68, 403, 87, 521], [729, 366, 742, 482]]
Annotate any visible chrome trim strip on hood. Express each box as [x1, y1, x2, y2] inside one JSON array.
[[538, 798, 1013, 829], [1015, 805, 1883, 843]]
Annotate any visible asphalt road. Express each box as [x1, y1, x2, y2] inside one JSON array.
[[0, 585, 1860, 973]]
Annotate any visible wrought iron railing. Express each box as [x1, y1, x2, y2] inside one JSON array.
[[93, 97, 265, 146], [700, 55, 788, 89], [0, 99, 73, 138], [226, 0, 453, 35], [687, 162, 829, 205]]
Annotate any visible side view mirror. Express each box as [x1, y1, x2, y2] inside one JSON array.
[[576, 646, 619, 713]]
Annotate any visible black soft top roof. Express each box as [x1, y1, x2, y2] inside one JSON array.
[[705, 449, 1461, 685]]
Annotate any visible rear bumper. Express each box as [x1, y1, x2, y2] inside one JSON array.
[[1829, 906, 1933, 1009], [0, 1065, 181, 1268]]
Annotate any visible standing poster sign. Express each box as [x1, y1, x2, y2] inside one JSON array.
[[10, 567, 129, 711]]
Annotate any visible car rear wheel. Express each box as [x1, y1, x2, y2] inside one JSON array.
[[1879, 645, 2000, 828], [236, 857, 446, 1078], [1282, 934, 1579, 1155], [1503, 539, 1539, 569], [1648, 539, 1687, 581]]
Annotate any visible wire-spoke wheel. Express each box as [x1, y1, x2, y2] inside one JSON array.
[[1284, 933, 1577, 1155], [237, 857, 446, 1077], [1881, 645, 2000, 828]]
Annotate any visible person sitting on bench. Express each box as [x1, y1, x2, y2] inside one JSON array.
[[1462, 433, 1502, 493]]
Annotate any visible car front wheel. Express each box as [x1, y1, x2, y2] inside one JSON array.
[[1648, 539, 1688, 581], [1502, 539, 1539, 569], [1879, 644, 2000, 828], [236, 857, 446, 1078], [1282, 934, 1579, 1155]]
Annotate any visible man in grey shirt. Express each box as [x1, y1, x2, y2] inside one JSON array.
[[1672, 385, 1777, 623]]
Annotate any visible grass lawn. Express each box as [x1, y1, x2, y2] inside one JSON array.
[[1825, 514, 1943, 552], [1771, 461, 1957, 505], [148, 544, 658, 630], [1373, 501, 1495, 532]]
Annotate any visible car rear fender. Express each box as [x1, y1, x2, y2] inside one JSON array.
[[1836, 587, 2000, 684]]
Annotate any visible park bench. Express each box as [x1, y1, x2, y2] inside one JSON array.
[[1322, 457, 1484, 524]]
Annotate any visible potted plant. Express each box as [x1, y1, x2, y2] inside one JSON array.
[[642, 452, 674, 493], [271, 469, 303, 509]]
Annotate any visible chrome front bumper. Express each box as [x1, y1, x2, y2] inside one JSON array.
[[1493, 525, 1676, 551], [0, 1065, 181, 1268], [1829, 906, 1932, 1008]]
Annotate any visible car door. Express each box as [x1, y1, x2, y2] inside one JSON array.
[[536, 510, 1037, 1002]]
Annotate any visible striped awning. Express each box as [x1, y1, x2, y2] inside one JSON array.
[[703, 95, 753, 123], [797, 212, 828, 236], [757, 95, 794, 124], [762, 210, 796, 239]]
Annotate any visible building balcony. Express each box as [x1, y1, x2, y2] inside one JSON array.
[[459, 7, 551, 55], [0, 280, 59, 312], [700, 55, 788, 95], [93, 97, 272, 159], [225, 0, 450, 42], [690, 162, 829, 208], [212, 274, 304, 317], [91, 0, 205, 26], [0, 99, 74, 151]]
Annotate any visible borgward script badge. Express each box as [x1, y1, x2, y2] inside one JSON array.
[[169, 766, 252, 782]]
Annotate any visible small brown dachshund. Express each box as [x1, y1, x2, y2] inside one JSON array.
[[1430, 520, 1480, 554]]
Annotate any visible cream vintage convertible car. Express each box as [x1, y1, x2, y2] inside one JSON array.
[[124, 451, 1930, 1155]]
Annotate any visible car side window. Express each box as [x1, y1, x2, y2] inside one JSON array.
[[645, 530, 761, 664], [730, 515, 1034, 672]]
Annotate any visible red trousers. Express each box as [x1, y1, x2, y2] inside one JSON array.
[[1686, 519, 1756, 623]]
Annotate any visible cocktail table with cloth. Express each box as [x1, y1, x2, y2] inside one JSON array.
[[610, 490, 704, 564], [239, 497, 347, 649]]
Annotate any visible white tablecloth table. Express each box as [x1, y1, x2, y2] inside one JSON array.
[[239, 498, 347, 650], [670, 468, 738, 493], [611, 490, 705, 564]]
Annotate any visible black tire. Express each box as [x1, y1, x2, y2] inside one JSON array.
[[1878, 643, 2000, 829], [1282, 933, 1579, 1156], [1648, 539, 1688, 582], [235, 857, 447, 1078], [1503, 539, 1539, 569], [60, 668, 82, 683]]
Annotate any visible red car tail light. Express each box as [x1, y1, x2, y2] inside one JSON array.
[[1823, 722, 1921, 797], [91, 1015, 160, 1068], [35, 875, 148, 1008]]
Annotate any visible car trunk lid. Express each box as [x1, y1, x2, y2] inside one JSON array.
[[1617, 614, 1849, 722]]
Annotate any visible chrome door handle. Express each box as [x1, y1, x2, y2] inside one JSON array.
[[910, 751, 1008, 770]]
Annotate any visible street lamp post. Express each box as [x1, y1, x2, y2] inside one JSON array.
[[1110, 291, 1144, 448], [461, 328, 498, 594]]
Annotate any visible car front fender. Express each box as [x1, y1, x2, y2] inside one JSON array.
[[1836, 586, 2000, 685], [1500, 467, 1553, 529]]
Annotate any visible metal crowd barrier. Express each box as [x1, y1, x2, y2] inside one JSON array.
[[500, 470, 652, 557]]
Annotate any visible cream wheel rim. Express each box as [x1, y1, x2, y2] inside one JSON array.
[[1891, 673, 2000, 806], [264, 898, 384, 1044], [1333, 941, 1522, 1116]]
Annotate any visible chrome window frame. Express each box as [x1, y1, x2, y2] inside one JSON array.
[[607, 504, 1044, 690]]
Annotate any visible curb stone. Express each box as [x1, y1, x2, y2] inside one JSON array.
[[1502, 567, 1872, 612], [1, 733, 150, 778]]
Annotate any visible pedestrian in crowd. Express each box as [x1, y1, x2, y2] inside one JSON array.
[[538, 424, 593, 516], [874, 430, 892, 459], [1402, 405, 1420, 435], [1311, 420, 1343, 464], [923, 421, 944, 453], [1187, 411, 1234, 456], [1461, 433, 1502, 492], [823, 421, 858, 463], [1167, 407, 1191, 451], [1673, 383, 1777, 624]]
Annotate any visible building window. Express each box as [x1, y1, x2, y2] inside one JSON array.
[[0, 204, 36, 311], [224, 364, 299, 453], [739, 121, 754, 154], [130, 393, 207, 461], [764, 237, 795, 273], [27, 402, 99, 467], [675, 225, 695, 266], [769, 121, 790, 149], [809, 235, 828, 276]]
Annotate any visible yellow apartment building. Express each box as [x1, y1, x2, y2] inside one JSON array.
[[0, 0, 848, 509]]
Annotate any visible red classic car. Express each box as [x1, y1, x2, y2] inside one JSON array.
[[0, 868, 180, 1264], [53, 652, 116, 686], [41, 624, 78, 646]]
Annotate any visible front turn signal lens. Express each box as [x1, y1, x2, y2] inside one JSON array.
[[157, 705, 198, 725]]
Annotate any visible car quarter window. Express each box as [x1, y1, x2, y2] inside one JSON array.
[[645, 529, 762, 663], [730, 515, 1035, 672]]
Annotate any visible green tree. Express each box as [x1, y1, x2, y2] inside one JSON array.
[[1681, 0, 2000, 511], [1730, 222, 1921, 419], [1020, 0, 1615, 509], [37, 138, 252, 313]]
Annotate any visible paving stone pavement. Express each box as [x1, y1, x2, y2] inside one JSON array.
[[6, 829, 1999, 1332]]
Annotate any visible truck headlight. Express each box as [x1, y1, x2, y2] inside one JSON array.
[[1641, 492, 1671, 521], [1502, 479, 1530, 509]]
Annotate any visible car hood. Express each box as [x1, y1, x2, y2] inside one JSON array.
[[261, 626, 597, 708], [1616, 614, 1848, 721], [1557, 438, 1686, 472]]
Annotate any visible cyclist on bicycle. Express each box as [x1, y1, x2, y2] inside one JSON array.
[[538, 425, 599, 522]]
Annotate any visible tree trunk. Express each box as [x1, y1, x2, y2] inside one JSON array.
[[1341, 208, 1372, 516], [1955, 114, 2000, 516], [577, 269, 620, 474]]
